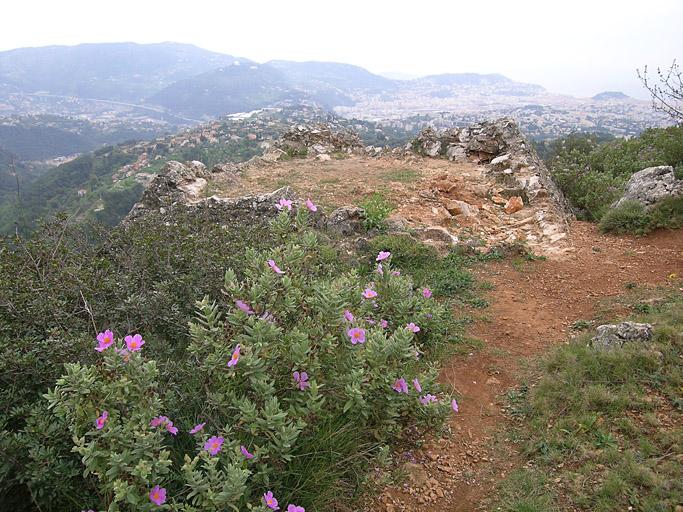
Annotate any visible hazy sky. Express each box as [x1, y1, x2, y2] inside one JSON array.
[[3, 0, 682, 98]]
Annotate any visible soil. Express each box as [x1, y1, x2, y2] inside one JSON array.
[[371, 222, 683, 512]]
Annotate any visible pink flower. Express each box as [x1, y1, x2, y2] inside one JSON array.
[[419, 394, 437, 405], [288, 505, 305, 512], [422, 288, 432, 299], [241, 445, 255, 459], [406, 322, 420, 333], [228, 344, 241, 367], [235, 300, 254, 314], [376, 263, 384, 275], [379, 319, 388, 329], [95, 410, 108, 430], [451, 399, 459, 413], [366, 318, 376, 325], [391, 270, 401, 276], [305, 198, 317, 212], [95, 330, 114, 352], [204, 436, 224, 456], [343, 310, 354, 322], [392, 378, 409, 394], [150, 415, 168, 428], [413, 378, 422, 393], [268, 259, 285, 274], [293, 371, 310, 391], [376, 251, 391, 262], [149, 485, 166, 506], [125, 333, 145, 352], [263, 491, 279, 510], [150, 415, 178, 435], [362, 288, 378, 299], [347, 327, 366, 344], [275, 198, 293, 211], [189, 422, 206, 434]]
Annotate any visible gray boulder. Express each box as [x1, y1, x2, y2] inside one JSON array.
[[325, 206, 366, 236], [613, 166, 683, 208], [590, 321, 654, 350]]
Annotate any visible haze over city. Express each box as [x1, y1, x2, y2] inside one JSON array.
[[2, 0, 682, 98]]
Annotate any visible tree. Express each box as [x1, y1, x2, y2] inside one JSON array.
[[638, 60, 683, 124]]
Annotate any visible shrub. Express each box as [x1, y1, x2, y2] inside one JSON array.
[[599, 200, 651, 234], [5, 209, 458, 511], [599, 196, 683, 235], [359, 192, 394, 231], [648, 195, 683, 231]]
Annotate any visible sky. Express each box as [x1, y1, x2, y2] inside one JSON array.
[[2, 0, 682, 99]]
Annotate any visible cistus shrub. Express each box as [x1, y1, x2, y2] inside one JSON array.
[[8, 204, 458, 511]]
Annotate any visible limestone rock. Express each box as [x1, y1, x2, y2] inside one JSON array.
[[504, 196, 524, 214], [590, 322, 654, 350], [613, 165, 683, 207], [403, 462, 429, 487], [325, 206, 365, 236], [445, 199, 478, 217], [447, 144, 467, 162], [316, 153, 332, 162]]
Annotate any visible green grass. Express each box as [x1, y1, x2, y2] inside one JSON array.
[[495, 288, 683, 511], [379, 168, 421, 183]]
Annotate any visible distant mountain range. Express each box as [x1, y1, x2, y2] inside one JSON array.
[[0, 42, 544, 119]]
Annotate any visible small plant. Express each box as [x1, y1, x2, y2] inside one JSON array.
[[571, 319, 592, 330], [359, 192, 394, 231]]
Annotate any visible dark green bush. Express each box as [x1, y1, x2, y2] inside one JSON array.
[[599, 197, 683, 235], [599, 201, 651, 234]]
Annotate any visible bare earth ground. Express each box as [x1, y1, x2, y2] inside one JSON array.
[[211, 155, 682, 511], [213, 155, 570, 256], [371, 223, 683, 512]]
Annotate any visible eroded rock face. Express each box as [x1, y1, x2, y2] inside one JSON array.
[[590, 322, 654, 351], [613, 166, 683, 208]]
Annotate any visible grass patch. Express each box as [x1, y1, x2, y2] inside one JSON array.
[[379, 168, 421, 183], [495, 288, 683, 511]]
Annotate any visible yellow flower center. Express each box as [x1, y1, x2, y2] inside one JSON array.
[[130, 341, 138, 348], [153, 492, 159, 500], [267, 498, 274, 505], [104, 336, 111, 343], [232, 352, 238, 360]]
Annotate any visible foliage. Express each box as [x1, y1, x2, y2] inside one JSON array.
[[495, 289, 683, 511], [545, 126, 683, 220], [598, 200, 650, 234], [358, 193, 394, 231], [1, 209, 460, 511], [599, 197, 683, 234]]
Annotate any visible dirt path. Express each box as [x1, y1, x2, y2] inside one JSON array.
[[373, 222, 683, 512]]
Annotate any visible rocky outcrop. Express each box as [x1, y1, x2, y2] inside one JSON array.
[[613, 166, 683, 208], [590, 322, 654, 350], [410, 119, 571, 211], [276, 124, 365, 157]]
